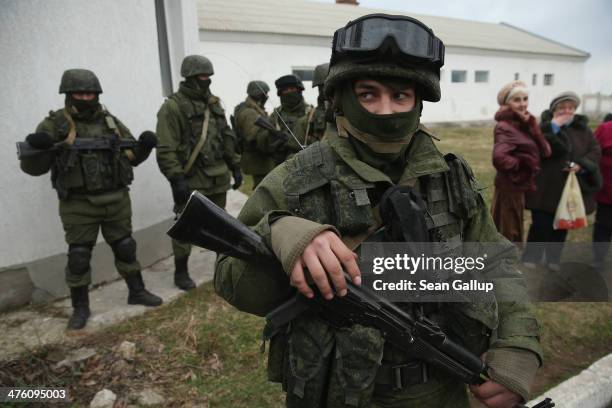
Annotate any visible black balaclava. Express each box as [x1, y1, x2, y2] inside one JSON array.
[[280, 90, 303, 110], [66, 94, 100, 117]]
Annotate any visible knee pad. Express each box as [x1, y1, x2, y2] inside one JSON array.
[[68, 245, 93, 276], [112, 235, 137, 263]]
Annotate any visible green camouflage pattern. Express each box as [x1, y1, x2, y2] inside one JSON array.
[[234, 97, 276, 180], [60, 190, 137, 287], [324, 61, 441, 102], [155, 83, 240, 195], [20, 105, 145, 288], [180, 55, 214, 77], [22, 108, 137, 198], [312, 63, 330, 88], [247, 80, 270, 99], [215, 126, 542, 406], [59, 69, 103, 94], [269, 98, 314, 162]]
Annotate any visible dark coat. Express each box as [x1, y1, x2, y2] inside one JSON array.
[[492, 107, 551, 192], [525, 112, 602, 214]]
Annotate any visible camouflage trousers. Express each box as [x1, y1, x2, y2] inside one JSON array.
[[59, 190, 139, 287], [172, 191, 227, 259], [274, 317, 471, 408]]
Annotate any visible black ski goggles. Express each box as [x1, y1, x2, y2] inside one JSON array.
[[331, 14, 445, 68]]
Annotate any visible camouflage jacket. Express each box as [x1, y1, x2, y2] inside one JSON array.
[[234, 96, 276, 176], [20, 107, 138, 200], [270, 98, 314, 162], [215, 126, 543, 384], [156, 83, 240, 194]]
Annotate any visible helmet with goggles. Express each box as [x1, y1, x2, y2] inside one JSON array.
[[325, 14, 445, 102]]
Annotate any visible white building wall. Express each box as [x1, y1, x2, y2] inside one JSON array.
[[200, 34, 587, 124], [432, 50, 587, 122], [0, 0, 197, 269], [198, 39, 330, 115]]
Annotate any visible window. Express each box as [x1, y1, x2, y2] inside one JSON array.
[[514, 72, 520, 80], [544, 74, 554, 86], [292, 68, 314, 82], [532, 73, 537, 86], [451, 70, 467, 83], [474, 70, 489, 83]]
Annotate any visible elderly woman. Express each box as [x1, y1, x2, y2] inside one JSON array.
[[491, 81, 551, 244], [523, 92, 602, 270]]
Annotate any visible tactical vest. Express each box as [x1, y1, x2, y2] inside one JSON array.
[[272, 104, 314, 155], [50, 109, 133, 200], [271, 141, 497, 404], [170, 92, 229, 177]]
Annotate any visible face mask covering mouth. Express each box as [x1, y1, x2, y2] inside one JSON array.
[[67, 95, 100, 115], [338, 79, 421, 153], [280, 91, 303, 109]]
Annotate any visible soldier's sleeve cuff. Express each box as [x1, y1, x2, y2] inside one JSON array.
[[270, 216, 339, 274], [485, 347, 540, 402]]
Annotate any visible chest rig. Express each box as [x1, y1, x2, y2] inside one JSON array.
[[282, 142, 478, 254], [277, 142, 493, 405], [170, 92, 227, 168], [51, 109, 133, 200]]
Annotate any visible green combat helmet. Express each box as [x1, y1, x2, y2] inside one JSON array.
[[312, 63, 330, 88], [59, 69, 102, 94], [247, 80, 270, 99], [324, 14, 445, 102], [180, 55, 214, 78]]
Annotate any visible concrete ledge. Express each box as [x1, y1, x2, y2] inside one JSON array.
[[528, 353, 612, 408]]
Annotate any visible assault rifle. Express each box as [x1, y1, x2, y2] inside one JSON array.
[[16, 135, 165, 160], [167, 192, 554, 408], [254, 116, 289, 149]]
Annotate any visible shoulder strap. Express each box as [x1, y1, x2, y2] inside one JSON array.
[[61, 108, 77, 146], [303, 105, 316, 145], [183, 107, 210, 174]]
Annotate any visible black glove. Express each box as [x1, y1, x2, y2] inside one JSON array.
[[269, 130, 289, 151], [26, 132, 54, 150], [170, 176, 191, 206], [138, 131, 157, 149], [232, 168, 243, 190]]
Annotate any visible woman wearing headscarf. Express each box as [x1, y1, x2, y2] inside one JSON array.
[[523, 92, 602, 270], [491, 81, 551, 244]]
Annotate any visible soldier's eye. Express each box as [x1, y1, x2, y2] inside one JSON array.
[[357, 92, 374, 101]]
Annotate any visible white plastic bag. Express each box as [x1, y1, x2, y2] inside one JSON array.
[[553, 172, 588, 230]]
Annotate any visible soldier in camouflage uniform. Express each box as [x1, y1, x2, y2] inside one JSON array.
[[156, 55, 241, 291], [19, 69, 163, 330], [295, 62, 330, 144], [215, 14, 542, 408], [270, 74, 315, 162], [233, 81, 283, 188]]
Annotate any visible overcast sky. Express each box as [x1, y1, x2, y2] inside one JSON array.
[[313, 0, 612, 93]]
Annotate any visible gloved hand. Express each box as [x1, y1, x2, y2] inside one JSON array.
[[269, 130, 289, 151], [26, 132, 54, 150], [170, 176, 191, 206], [232, 168, 243, 190], [138, 131, 158, 149]]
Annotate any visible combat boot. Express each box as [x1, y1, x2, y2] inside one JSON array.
[[125, 272, 163, 306], [174, 256, 196, 291], [67, 285, 91, 330]]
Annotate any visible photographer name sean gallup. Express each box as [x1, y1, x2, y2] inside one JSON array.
[[372, 279, 494, 293]]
